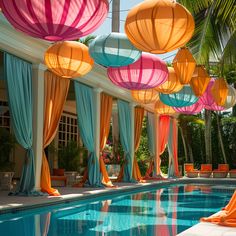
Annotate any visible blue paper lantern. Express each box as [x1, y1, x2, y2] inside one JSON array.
[[89, 32, 141, 67], [160, 86, 198, 107]]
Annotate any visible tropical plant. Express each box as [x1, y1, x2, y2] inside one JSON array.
[[77, 35, 96, 46]]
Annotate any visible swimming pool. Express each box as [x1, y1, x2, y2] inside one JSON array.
[[0, 184, 234, 236]]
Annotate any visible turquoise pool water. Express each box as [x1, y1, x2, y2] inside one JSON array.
[[0, 184, 234, 236]]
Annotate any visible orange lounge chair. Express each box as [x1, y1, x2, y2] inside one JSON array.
[[184, 163, 199, 178], [199, 164, 212, 178], [229, 169, 236, 178], [213, 164, 229, 178], [51, 168, 67, 187]]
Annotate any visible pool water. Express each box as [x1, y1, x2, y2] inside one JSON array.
[[0, 184, 234, 236]]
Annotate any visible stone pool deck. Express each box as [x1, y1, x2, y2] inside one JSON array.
[[0, 178, 236, 235]]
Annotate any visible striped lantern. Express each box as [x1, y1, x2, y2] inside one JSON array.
[[0, 0, 108, 41], [173, 101, 204, 115], [224, 86, 236, 109], [89, 33, 141, 67], [154, 100, 176, 115], [131, 89, 159, 104], [107, 53, 168, 90]]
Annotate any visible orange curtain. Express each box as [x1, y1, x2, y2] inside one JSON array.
[[201, 191, 236, 227], [41, 71, 70, 196], [156, 115, 170, 175], [132, 107, 144, 181], [99, 93, 113, 186]]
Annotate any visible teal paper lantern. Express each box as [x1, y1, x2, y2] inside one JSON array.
[[89, 32, 141, 67], [160, 86, 198, 107]]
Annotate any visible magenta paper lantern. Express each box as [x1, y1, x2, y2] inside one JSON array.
[[0, 0, 108, 41], [199, 79, 225, 111], [173, 101, 204, 114], [107, 53, 168, 90]]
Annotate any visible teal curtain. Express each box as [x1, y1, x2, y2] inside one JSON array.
[[74, 81, 101, 186], [4, 53, 36, 195], [117, 100, 133, 182]]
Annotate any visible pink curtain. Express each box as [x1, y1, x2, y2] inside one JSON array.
[[156, 115, 170, 175]]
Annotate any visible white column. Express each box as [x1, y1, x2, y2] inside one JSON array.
[[154, 113, 161, 177], [32, 64, 46, 191], [93, 88, 103, 159], [129, 102, 135, 173]]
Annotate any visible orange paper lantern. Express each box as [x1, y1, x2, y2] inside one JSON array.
[[173, 47, 196, 84], [154, 100, 176, 115], [190, 65, 211, 96], [131, 89, 159, 104], [211, 78, 228, 106], [125, 0, 195, 54], [155, 67, 183, 94], [44, 41, 94, 79]]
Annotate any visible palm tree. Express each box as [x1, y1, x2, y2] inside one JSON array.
[[179, 0, 236, 164], [78, 35, 96, 46]]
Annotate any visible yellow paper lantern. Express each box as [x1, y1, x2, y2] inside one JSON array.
[[44, 41, 94, 79], [224, 86, 236, 109], [190, 65, 211, 96], [125, 0, 195, 54], [154, 100, 176, 115], [173, 47, 196, 84], [155, 67, 183, 94], [211, 78, 228, 106], [131, 88, 159, 104]]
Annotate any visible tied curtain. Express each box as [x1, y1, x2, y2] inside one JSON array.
[[168, 118, 179, 178], [41, 71, 70, 196], [145, 112, 155, 178], [4, 53, 36, 195], [74, 81, 101, 186], [201, 191, 236, 227], [100, 93, 113, 186], [132, 107, 144, 181], [117, 100, 133, 182]]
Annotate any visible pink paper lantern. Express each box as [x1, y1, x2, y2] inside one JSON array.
[[199, 79, 225, 111], [173, 101, 204, 114], [0, 0, 108, 41], [107, 53, 168, 90]]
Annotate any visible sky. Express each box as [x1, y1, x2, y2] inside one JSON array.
[[92, 0, 177, 62]]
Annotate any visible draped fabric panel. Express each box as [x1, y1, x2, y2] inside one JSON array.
[[145, 112, 155, 177], [4, 53, 36, 195], [201, 191, 236, 227], [100, 93, 113, 186], [74, 82, 101, 186], [168, 118, 179, 178], [156, 115, 170, 175], [132, 107, 144, 181], [117, 100, 133, 182], [41, 71, 70, 195]]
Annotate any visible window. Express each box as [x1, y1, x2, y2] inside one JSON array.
[[58, 112, 80, 148], [0, 101, 10, 131]]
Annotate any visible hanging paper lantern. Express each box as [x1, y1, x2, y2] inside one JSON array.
[[107, 53, 168, 90], [0, 0, 108, 41], [125, 0, 195, 54], [155, 67, 183, 94], [173, 101, 204, 115], [199, 79, 225, 111], [44, 41, 94, 79], [89, 33, 141, 67], [160, 86, 198, 108], [155, 100, 176, 115], [190, 65, 211, 96], [224, 86, 236, 109], [172, 47, 196, 84], [211, 78, 228, 106], [131, 89, 159, 104]]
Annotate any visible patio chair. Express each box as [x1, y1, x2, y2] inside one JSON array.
[[199, 164, 212, 178], [229, 169, 236, 178], [51, 168, 67, 187], [184, 163, 199, 178], [213, 164, 229, 178]]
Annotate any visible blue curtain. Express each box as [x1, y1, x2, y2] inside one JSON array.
[[4, 53, 36, 195], [74, 81, 101, 186], [117, 100, 133, 182]]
